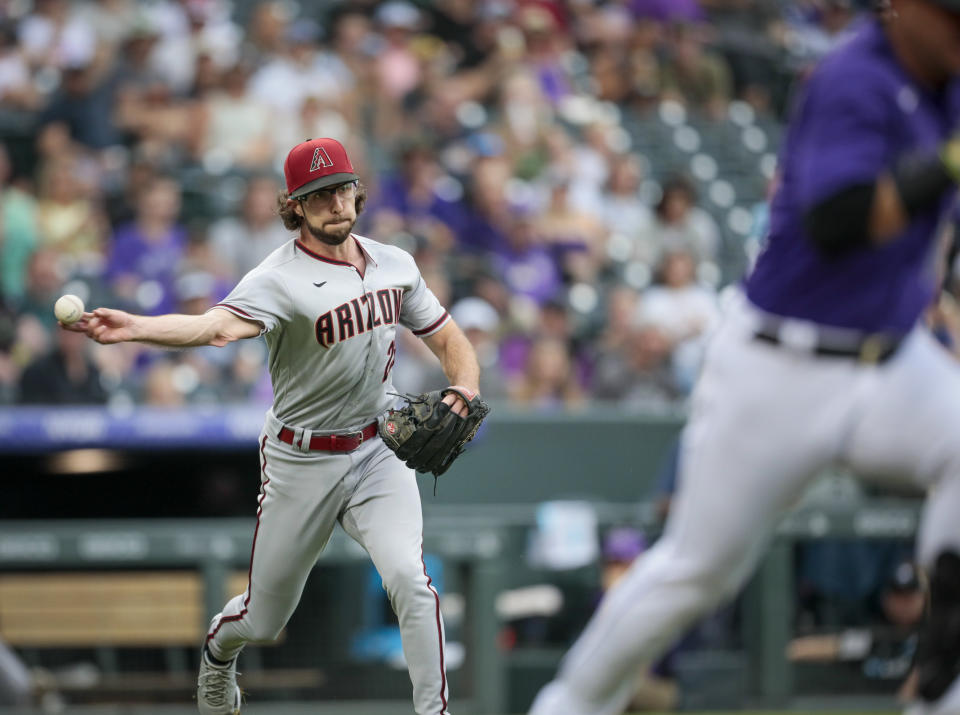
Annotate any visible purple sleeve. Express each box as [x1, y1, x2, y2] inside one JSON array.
[[793, 64, 892, 209]]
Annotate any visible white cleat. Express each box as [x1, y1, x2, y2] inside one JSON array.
[[197, 648, 242, 715]]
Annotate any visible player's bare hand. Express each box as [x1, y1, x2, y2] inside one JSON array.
[[443, 385, 478, 417], [85, 308, 138, 344]]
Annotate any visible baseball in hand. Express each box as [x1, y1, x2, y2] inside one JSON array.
[[54, 294, 85, 325]]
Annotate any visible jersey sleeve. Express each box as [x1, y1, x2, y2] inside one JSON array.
[[793, 62, 893, 209], [400, 272, 451, 338], [209, 268, 292, 334]]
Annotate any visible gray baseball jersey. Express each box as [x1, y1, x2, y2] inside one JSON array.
[[212, 235, 450, 430], [204, 233, 453, 715]]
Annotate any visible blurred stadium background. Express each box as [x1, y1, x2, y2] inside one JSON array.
[[0, 0, 944, 712]]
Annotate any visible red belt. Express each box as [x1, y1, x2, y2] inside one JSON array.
[[277, 421, 379, 452]]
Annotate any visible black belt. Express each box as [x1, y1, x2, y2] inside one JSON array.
[[752, 328, 904, 364]]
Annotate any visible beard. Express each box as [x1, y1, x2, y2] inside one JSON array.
[[304, 214, 356, 245]]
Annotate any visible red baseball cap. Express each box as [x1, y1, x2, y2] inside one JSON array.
[[284, 138, 359, 199]]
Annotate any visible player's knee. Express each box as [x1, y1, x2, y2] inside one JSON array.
[[683, 558, 747, 610], [378, 560, 428, 601], [244, 618, 285, 643], [641, 542, 744, 614]]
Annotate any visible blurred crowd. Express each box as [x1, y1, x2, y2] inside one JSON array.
[[0, 0, 878, 410]]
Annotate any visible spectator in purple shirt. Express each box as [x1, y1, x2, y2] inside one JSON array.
[[105, 175, 187, 315], [492, 212, 563, 306], [458, 155, 516, 254], [367, 141, 469, 254], [628, 0, 704, 24]]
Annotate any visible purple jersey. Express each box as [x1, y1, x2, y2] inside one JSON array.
[[746, 18, 960, 335]]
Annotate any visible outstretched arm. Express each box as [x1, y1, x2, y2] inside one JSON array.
[[422, 320, 481, 416], [62, 306, 263, 347]]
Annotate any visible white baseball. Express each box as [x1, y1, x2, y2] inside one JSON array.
[[54, 294, 85, 325]]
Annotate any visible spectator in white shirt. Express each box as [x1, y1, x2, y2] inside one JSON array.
[[637, 174, 720, 265], [639, 248, 720, 393], [208, 175, 292, 280]]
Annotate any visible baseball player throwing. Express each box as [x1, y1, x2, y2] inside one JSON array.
[[531, 2, 960, 714], [63, 138, 481, 715]]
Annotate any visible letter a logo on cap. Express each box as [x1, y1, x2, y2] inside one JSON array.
[[310, 146, 334, 172]]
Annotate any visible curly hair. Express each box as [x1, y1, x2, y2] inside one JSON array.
[[276, 182, 368, 231]]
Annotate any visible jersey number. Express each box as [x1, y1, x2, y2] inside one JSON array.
[[382, 340, 396, 382]]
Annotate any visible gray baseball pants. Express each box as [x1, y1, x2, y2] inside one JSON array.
[[205, 430, 449, 715]]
